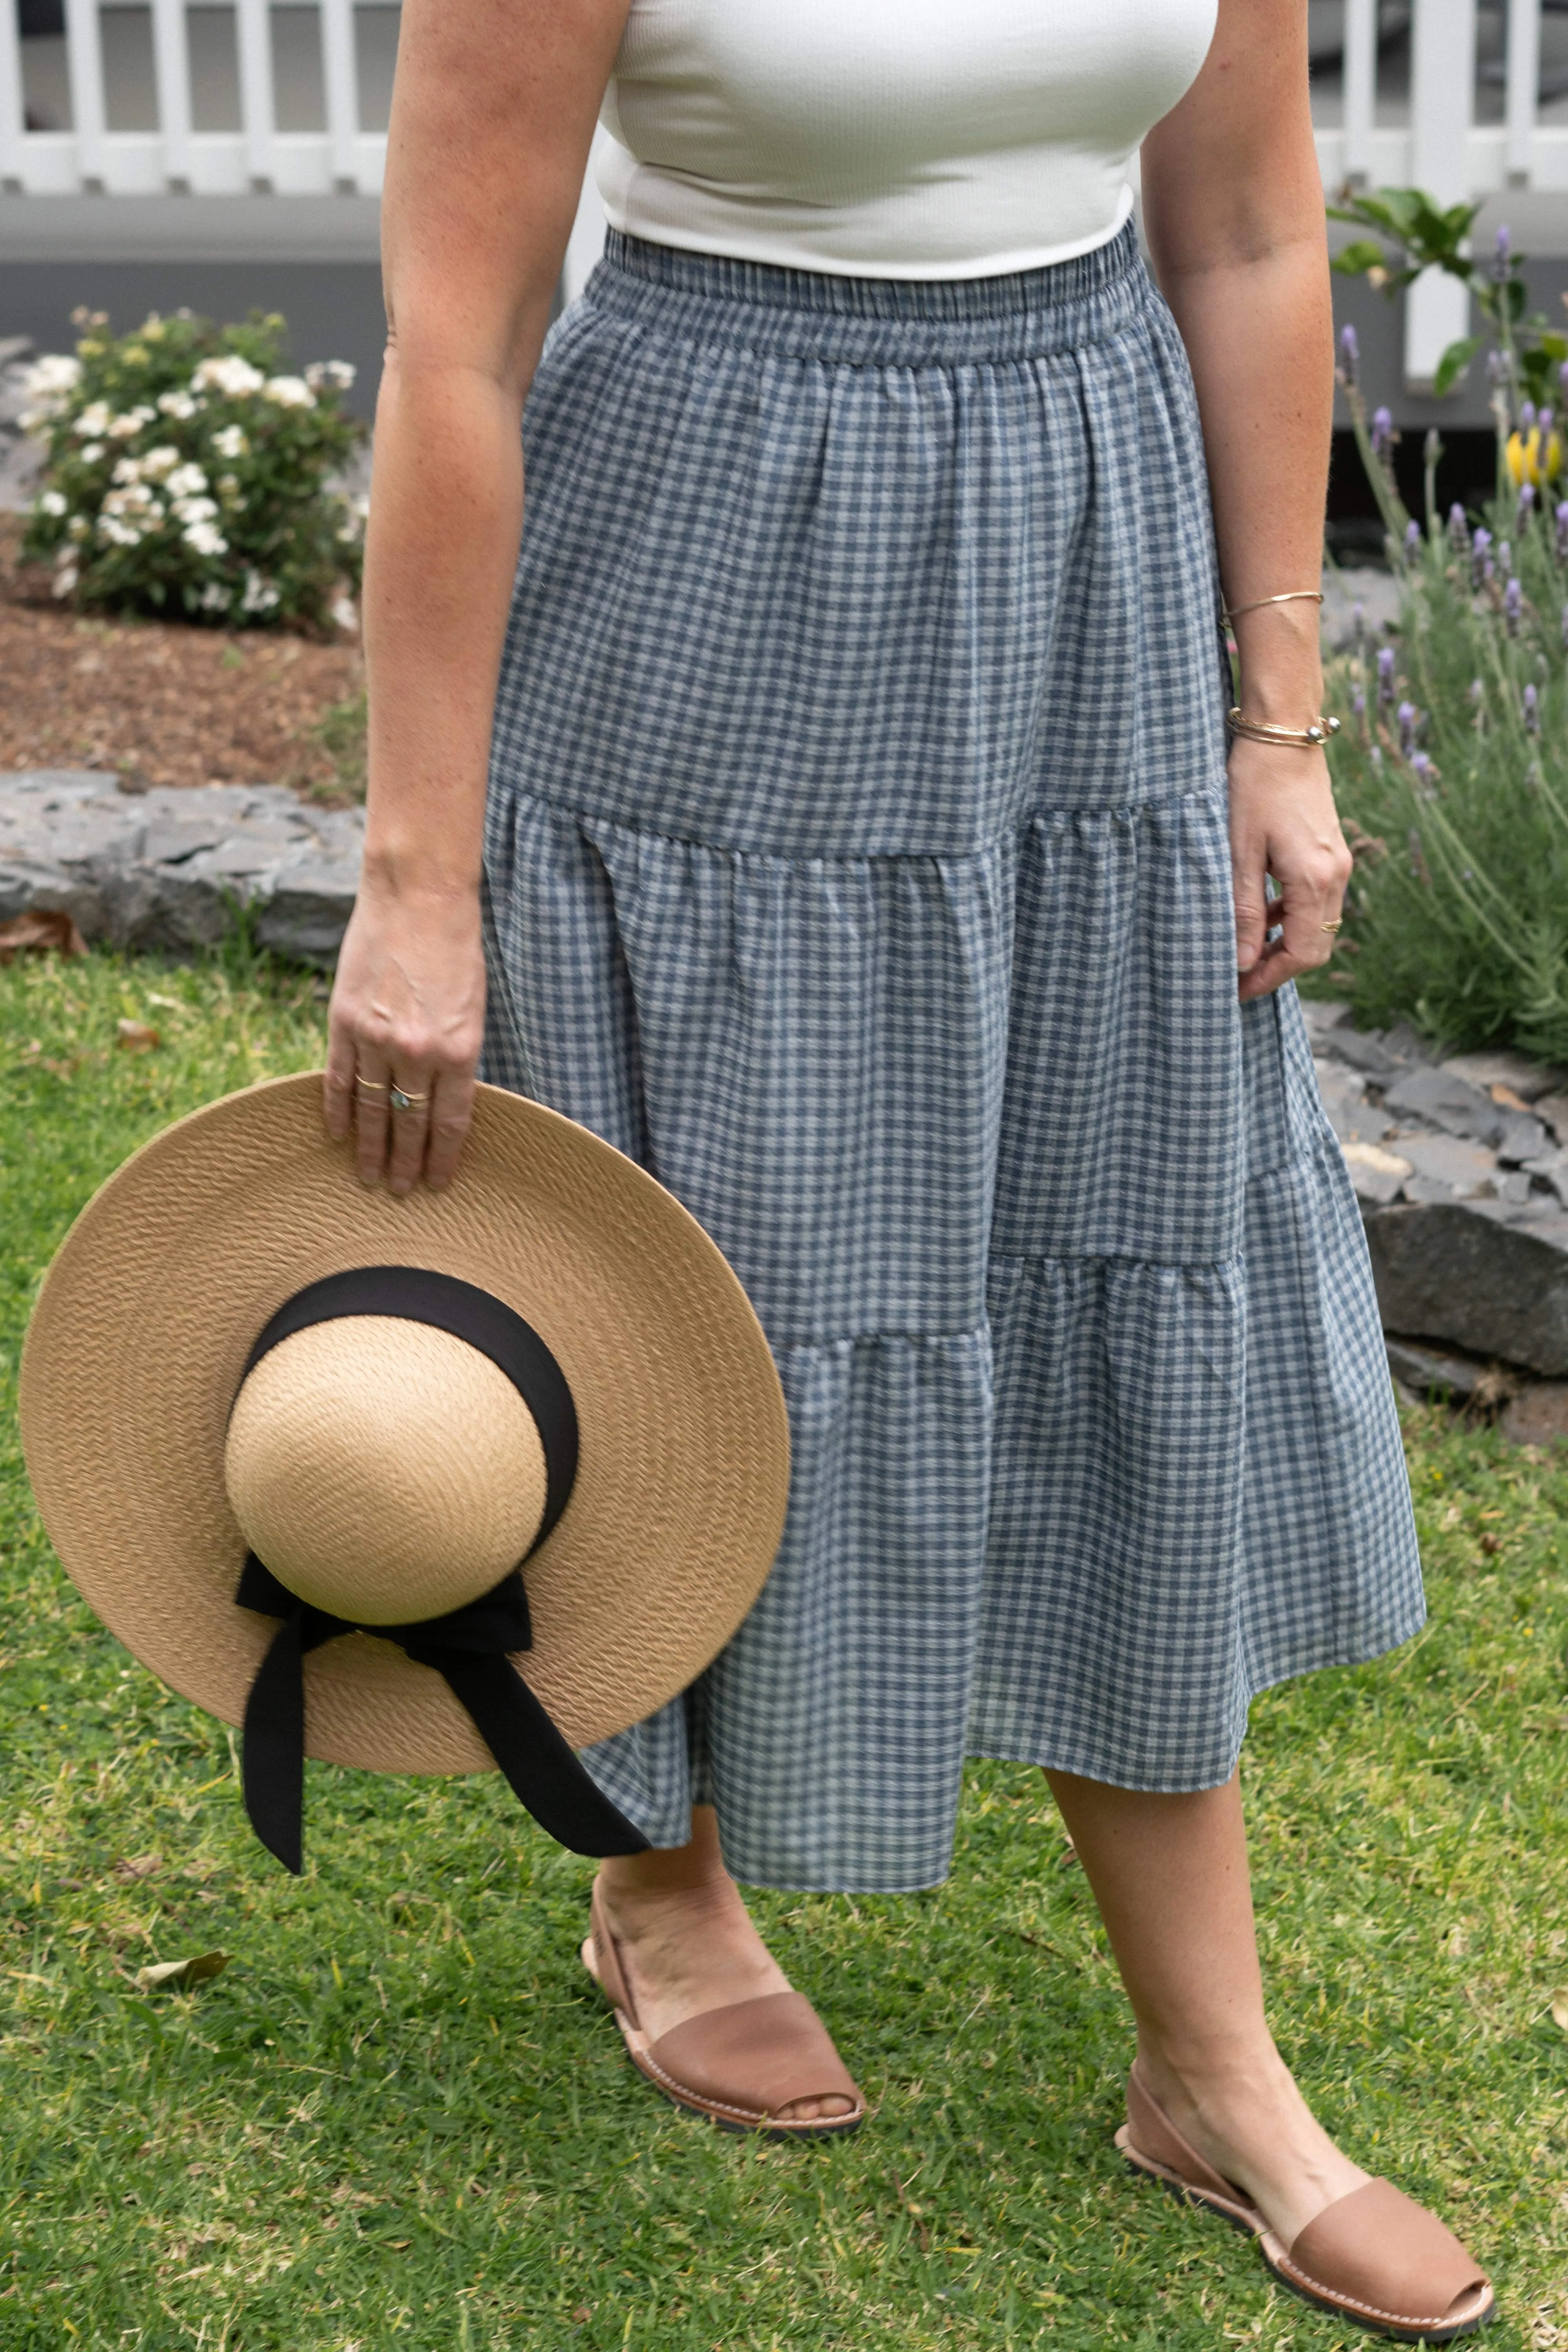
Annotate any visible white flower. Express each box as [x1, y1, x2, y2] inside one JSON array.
[[52, 563, 79, 598], [216, 474, 241, 501], [105, 406, 155, 440], [211, 423, 249, 460], [78, 442, 106, 464], [164, 462, 209, 499], [157, 389, 200, 420], [19, 354, 82, 431], [304, 359, 356, 391], [192, 354, 265, 399], [172, 494, 220, 524], [330, 594, 359, 633], [73, 402, 113, 439], [103, 482, 157, 517], [36, 488, 69, 517], [67, 515, 91, 542], [240, 569, 280, 613], [111, 455, 144, 486], [98, 516, 145, 548], [182, 519, 229, 557], [139, 445, 182, 481], [261, 375, 316, 409], [198, 582, 231, 612]]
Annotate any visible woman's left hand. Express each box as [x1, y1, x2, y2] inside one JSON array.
[[1227, 738, 1352, 1003]]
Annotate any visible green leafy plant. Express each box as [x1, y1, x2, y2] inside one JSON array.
[[1322, 299, 1568, 1059], [18, 305, 366, 631], [1329, 185, 1568, 404]]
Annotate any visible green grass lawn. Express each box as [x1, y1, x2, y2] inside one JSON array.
[[3, 950, 1568, 2352]]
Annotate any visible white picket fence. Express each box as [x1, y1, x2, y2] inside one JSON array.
[[2, 0, 1564, 385]]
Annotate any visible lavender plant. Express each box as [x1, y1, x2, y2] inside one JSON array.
[[18, 307, 365, 630], [1322, 311, 1568, 1061]]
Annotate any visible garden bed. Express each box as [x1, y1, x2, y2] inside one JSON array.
[[0, 516, 363, 799]]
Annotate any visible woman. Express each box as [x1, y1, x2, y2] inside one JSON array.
[[325, 0, 1492, 2332]]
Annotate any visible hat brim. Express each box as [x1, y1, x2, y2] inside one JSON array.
[[20, 1074, 790, 1774]]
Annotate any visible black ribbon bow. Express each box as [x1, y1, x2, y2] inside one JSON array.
[[231, 1264, 648, 1872], [236, 1554, 645, 1872]]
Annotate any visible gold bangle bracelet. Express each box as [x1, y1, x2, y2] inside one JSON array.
[[1226, 706, 1341, 748], [1221, 589, 1325, 623]]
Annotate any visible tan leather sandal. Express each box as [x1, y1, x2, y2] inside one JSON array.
[[1115, 2065, 1494, 2343], [581, 1878, 866, 2139]]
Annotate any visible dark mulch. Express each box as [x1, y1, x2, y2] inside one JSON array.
[[0, 516, 363, 797]]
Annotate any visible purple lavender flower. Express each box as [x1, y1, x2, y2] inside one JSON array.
[[1377, 644, 1396, 705], [1370, 406, 1395, 463], [1338, 323, 1359, 386], [1519, 481, 1537, 520], [1472, 526, 1495, 585], [1557, 503, 1568, 562], [1351, 685, 1366, 717], [1405, 518, 1423, 556], [1410, 751, 1436, 786], [1521, 399, 1537, 432], [1524, 682, 1540, 733], [1493, 224, 1513, 282], [1449, 502, 1471, 552], [1541, 407, 1555, 435], [1506, 575, 1523, 635], [1397, 698, 1418, 754]]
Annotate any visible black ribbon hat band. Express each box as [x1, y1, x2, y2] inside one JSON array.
[[231, 1265, 648, 1872]]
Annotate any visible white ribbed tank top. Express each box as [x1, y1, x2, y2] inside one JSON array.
[[597, 0, 1218, 281]]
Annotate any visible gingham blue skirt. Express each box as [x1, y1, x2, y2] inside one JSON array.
[[481, 221, 1423, 1891]]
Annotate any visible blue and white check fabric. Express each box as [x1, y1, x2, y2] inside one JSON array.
[[483, 222, 1423, 1891]]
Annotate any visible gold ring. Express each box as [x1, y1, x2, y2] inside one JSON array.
[[354, 1076, 388, 1093], [1320, 918, 1344, 934], [388, 1085, 429, 1112]]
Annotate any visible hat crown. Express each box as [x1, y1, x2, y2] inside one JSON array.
[[224, 1316, 547, 1624]]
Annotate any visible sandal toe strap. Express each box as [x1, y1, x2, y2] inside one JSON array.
[[648, 1990, 861, 2120], [1278, 2179, 1490, 2328]]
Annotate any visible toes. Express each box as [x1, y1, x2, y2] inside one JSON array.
[[773, 2094, 855, 2125]]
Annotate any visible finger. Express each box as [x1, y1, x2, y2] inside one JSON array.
[[423, 1061, 479, 1191], [1231, 847, 1270, 975], [353, 1051, 392, 1184], [323, 1012, 359, 1141], [385, 1071, 436, 1196], [1278, 876, 1339, 974]]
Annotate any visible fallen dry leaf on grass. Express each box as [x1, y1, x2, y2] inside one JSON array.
[[134, 1950, 230, 1992], [0, 907, 87, 963], [115, 1018, 161, 1052], [112, 1853, 162, 1881], [1550, 1988, 1568, 2031]]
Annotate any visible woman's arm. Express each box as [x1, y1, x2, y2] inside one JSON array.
[[326, 0, 630, 1189], [1141, 0, 1350, 1001]]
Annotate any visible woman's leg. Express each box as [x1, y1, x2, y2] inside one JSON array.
[[592, 1806, 855, 2124], [1046, 1768, 1367, 2245]]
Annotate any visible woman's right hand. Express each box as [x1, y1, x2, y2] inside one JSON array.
[[323, 875, 488, 1193]]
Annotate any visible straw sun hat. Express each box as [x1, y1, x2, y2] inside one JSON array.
[[20, 1073, 790, 1873]]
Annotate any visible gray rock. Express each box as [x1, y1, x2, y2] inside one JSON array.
[[1496, 1112, 1550, 1164], [1342, 1140, 1412, 1205], [1320, 1026, 1402, 1076], [1314, 1059, 1393, 1147], [1300, 998, 1353, 1043], [1384, 1336, 1492, 1401], [1362, 1202, 1568, 1376], [1522, 1150, 1568, 1207], [1440, 1048, 1568, 1103], [1536, 1093, 1568, 1147], [1392, 1132, 1501, 1197], [1381, 1021, 1441, 1066], [1381, 1065, 1503, 1143], [0, 767, 363, 964]]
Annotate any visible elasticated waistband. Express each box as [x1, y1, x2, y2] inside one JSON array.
[[585, 218, 1150, 365]]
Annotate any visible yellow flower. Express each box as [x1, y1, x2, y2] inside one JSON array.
[[1506, 426, 1562, 486]]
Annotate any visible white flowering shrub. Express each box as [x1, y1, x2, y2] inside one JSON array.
[[20, 307, 365, 630]]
